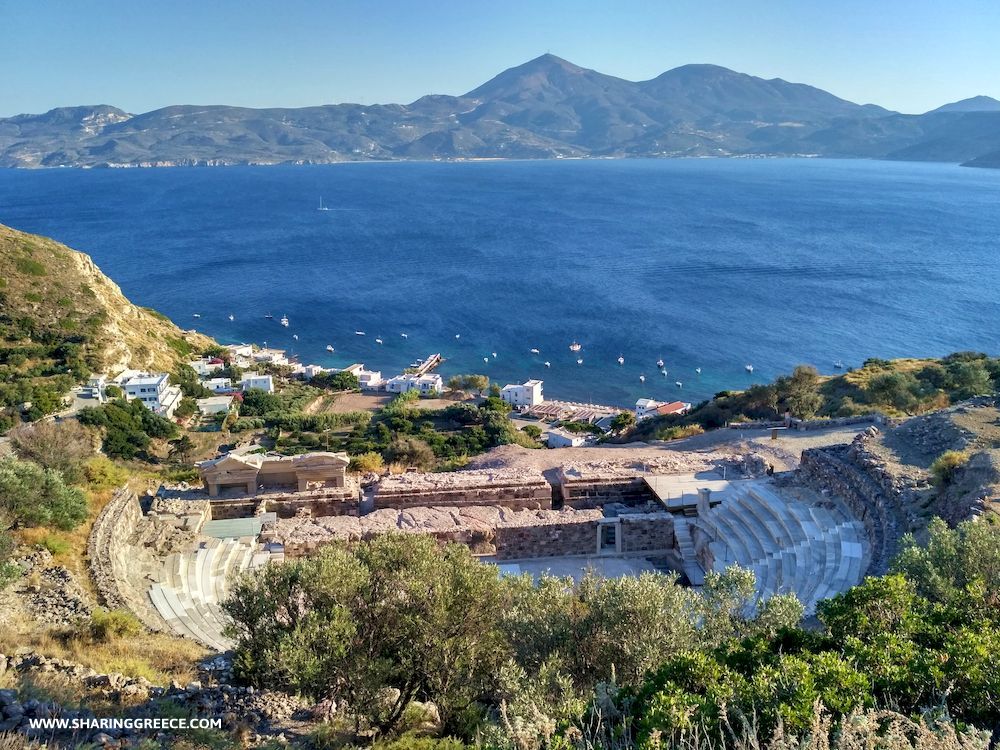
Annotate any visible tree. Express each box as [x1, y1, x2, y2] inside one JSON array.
[[946, 360, 993, 399], [78, 398, 177, 459], [9, 420, 95, 483], [610, 410, 636, 433], [865, 371, 921, 412], [521, 424, 542, 440], [168, 435, 196, 464], [783, 365, 823, 419], [0, 456, 88, 530], [348, 451, 385, 473], [239, 388, 283, 416], [385, 437, 436, 470], [224, 536, 507, 736], [446, 374, 489, 396], [312, 370, 360, 391], [173, 364, 213, 398]]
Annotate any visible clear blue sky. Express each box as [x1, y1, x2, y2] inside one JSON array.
[[2, 0, 998, 117]]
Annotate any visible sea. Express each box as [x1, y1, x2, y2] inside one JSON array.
[[1, 158, 999, 408]]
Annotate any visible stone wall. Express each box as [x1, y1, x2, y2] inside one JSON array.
[[559, 475, 656, 509], [619, 514, 675, 554], [86, 487, 145, 614], [374, 469, 552, 511], [797, 438, 905, 575], [493, 517, 600, 559], [728, 414, 886, 431]]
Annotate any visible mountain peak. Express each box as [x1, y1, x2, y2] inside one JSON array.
[[930, 95, 1000, 114]]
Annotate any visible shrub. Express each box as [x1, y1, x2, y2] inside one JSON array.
[[82, 456, 128, 490], [87, 608, 143, 642], [0, 456, 88, 530], [655, 424, 704, 441], [37, 534, 70, 556], [385, 437, 436, 471], [349, 452, 385, 473], [930, 450, 970, 486], [9, 420, 95, 483]]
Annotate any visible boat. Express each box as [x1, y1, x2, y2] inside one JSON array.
[[491, 352, 497, 359], [656, 359, 665, 368], [695, 367, 702, 374], [745, 364, 754, 373], [455, 334, 461, 339], [355, 331, 365, 336], [617, 355, 625, 366], [530, 348, 540, 354], [576, 358, 584, 365], [569, 341, 582, 352], [326, 345, 335, 352], [401, 333, 409, 339], [318, 197, 331, 212], [264, 313, 273, 319], [834, 360, 844, 369], [676, 381, 683, 388], [375, 338, 383, 345], [544, 361, 551, 368], [192, 313, 200, 318], [292, 334, 298, 341], [280, 315, 289, 327], [483, 357, 489, 363], [639, 374, 645, 383], [662, 370, 668, 376], [228, 314, 235, 321]]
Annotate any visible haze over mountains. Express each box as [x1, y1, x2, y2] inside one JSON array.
[[2, 54, 999, 169]]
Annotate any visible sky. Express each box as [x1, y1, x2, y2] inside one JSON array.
[[2, 0, 998, 117]]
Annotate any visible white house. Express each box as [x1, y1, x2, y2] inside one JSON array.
[[205, 377, 233, 393], [635, 398, 692, 420], [384, 373, 443, 395], [123, 373, 183, 419], [240, 373, 275, 393], [224, 344, 254, 367], [83, 374, 108, 403], [196, 395, 234, 416], [500, 379, 544, 408], [188, 357, 224, 377], [547, 428, 587, 448], [635, 398, 664, 421], [340, 363, 365, 376], [253, 348, 288, 367], [295, 364, 330, 380], [358, 369, 383, 390]]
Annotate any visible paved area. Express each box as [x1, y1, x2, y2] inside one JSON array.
[[484, 554, 659, 582]]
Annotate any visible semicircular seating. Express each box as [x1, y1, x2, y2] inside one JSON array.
[[689, 481, 868, 614], [148, 536, 273, 651]]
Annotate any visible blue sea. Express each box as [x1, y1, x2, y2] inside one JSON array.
[[1, 158, 999, 408]]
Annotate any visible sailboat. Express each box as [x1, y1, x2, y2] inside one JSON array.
[[569, 341, 582, 352], [280, 315, 289, 327], [617, 355, 625, 366], [318, 197, 331, 211], [326, 345, 335, 352], [656, 359, 665, 369], [228, 314, 235, 321]]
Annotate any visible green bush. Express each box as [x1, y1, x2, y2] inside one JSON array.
[[82, 456, 129, 490], [87, 608, 143, 642], [348, 451, 385, 473], [0, 456, 88, 530], [37, 534, 70, 556], [930, 449, 970, 486]]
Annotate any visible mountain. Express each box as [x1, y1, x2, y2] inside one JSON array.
[[929, 95, 1000, 113], [0, 223, 214, 380], [1, 54, 999, 168]]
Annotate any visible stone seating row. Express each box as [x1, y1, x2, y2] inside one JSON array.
[[690, 483, 868, 614], [148, 536, 265, 651]]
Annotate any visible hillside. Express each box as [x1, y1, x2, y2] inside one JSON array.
[[3, 54, 1000, 168], [0, 223, 214, 418]]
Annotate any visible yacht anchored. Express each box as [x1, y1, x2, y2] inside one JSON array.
[[656, 359, 665, 368], [617, 355, 625, 366], [569, 341, 582, 352], [326, 345, 335, 352], [745, 364, 754, 373], [318, 197, 331, 211], [280, 315, 289, 327]]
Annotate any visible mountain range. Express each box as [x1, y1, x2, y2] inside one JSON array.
[[2, 54, 999, 169]]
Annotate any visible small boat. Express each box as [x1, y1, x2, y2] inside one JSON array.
[[617, 355, 625, 366], [264, 313, 273, 319], [544, 361, 551, 368], [326, 345, 335, 352], [455, 334, 461, 339], [695, 367, 702, 374], [355, 331, 365, 336], [192, 313, 201, 318], [491, 352, 497, 359], [745, 364, 754, 373], [292, 334, 298, 340], [318, 197, 331, 212], [569, 341, 582, 352], [676, 381, 683, 388], [656, 359, 665, 368], [280, 315, 289, 327], [576, 358, 584, 365], [228, 314, 235, 321], [530, 348, 540, 354], [834, 360, 844, 369], [483, 357, 489, 363], [400, 333, 409, 339], [375, 338, 383, 345], [639, 374, 645, 383]]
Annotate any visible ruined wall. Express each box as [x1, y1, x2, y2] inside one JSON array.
[[493, 519, 600, 560], [374, 470, 552, 511], [560, 477, 655, 509], [619, 515, 675, 554]]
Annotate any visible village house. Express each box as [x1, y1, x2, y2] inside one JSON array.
[[224, 344, 254, 367], [358, 369, 383, 390], [188, 357, 224, 377], [240, 373, 275, 393], [253, 348, 288, 367], [84, 374, 108, 403], [500, 379, 544, 408], [384, 373, 443, 394], [204, 377, 233, 393], [196, 395, 234, 416], [547, 427, 588, 448], [123, 373, 183, 418]]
